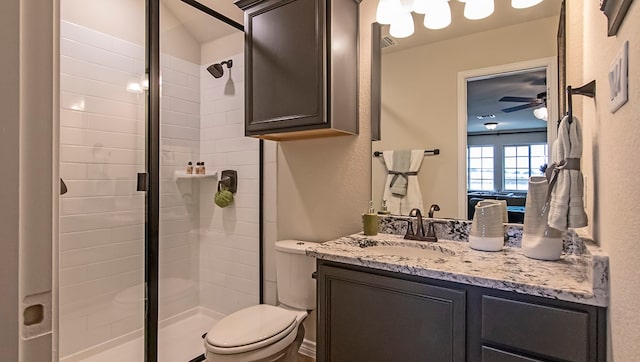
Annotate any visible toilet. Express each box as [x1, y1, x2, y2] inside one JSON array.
[[204, 240, 316, 361]]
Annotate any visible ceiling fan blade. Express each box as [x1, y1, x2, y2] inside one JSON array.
[[499, 96, 538, 103], [501, 101, 542, 113]]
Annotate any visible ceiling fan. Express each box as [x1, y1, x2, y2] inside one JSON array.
[[499, 91, 547, 113]]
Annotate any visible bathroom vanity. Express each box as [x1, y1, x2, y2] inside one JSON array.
[[309, 219, 608, 362]]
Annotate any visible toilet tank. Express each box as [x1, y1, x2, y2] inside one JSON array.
[[274, 240, 316, 310]]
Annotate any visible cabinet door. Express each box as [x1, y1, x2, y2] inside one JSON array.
[[318, 264, 466, 362], [482, 296, 590, 362], [244, 0, 326, 134], [482, 346, 543, 362]]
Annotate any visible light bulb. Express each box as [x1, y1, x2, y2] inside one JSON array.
[[389, 10, 415, 38], [533, 107, 548, 121], [512, 0, 543, 9], [376, 0, 403, 25], [464, 0, 494, 20], [423, 0, 451, 30], [484, 122, 498, 130], [413, 0, 428, 14], [400, 0, 415, 11]]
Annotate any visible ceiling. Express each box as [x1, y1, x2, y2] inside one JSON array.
[[466, 69, 548, 133], [382, 0, 562, 54], [161, 0, 243, 44]]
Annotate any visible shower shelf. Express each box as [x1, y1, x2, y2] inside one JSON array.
[[174, 171, 217, 180]]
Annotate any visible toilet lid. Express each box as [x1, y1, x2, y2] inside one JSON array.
[[206, 305, 297, 350]]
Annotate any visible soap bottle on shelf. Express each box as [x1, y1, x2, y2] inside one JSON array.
[[195, 162, 202, 174], [201, 162, 206, 175], [186, 161, 193, 175]]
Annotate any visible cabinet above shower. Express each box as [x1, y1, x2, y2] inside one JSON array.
[[235, 0, 359, 141]]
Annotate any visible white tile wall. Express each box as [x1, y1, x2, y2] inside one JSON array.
[[199, 52, 260, 315], [59, 21, 201, 357], [59, 21, 260, 360]]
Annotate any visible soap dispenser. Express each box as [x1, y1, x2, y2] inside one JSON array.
[[362, 201, 379, 236], [378, 200, 391, 215]]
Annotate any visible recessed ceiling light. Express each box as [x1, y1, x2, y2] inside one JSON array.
[[484, 122, 498, 130]]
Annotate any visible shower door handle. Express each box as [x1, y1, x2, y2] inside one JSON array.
[[137, 173, 147, 192], [60, 178, 68, 195]]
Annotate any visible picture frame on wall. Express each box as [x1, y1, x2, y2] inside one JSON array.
[[600, 0, 634, 36]]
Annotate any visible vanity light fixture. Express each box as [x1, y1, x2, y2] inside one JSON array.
[[424, 0, 452, 30], [484, 122, 498, 130], [390, 10, 415, 38], [511, 0, 543, 9], [376, 0, 402, 25], [476, 114, 496, 120], [463, 0, 494, 20], [379, 0, 544, 39]]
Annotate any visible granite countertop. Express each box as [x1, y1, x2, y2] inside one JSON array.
[[307, 232, 609, 307]]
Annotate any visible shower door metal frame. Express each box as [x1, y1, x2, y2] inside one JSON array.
[[145, 0, 160, 360], [144, 1, 262, 361]]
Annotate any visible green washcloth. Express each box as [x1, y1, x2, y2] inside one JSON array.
[[214, 189, 234, 208]]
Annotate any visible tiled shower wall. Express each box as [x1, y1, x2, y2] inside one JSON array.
[[198, 50, 261, 315], [59, 21, 201, 357]]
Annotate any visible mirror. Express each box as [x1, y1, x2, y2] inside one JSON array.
[[371, 0, 564, 220]]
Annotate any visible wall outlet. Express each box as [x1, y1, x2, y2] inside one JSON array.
[[608, 40, 629, 113]]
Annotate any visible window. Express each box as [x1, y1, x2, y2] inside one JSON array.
[[467, 146, 494, 191], [503, 144, 548, 191]]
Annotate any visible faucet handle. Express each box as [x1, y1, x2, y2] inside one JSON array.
[[428, 204, 441, 218]]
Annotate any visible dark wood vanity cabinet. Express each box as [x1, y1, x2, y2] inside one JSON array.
[[317, 263, 466, 362], [235, 0, 359, 141], [317, 261, 606, 362]]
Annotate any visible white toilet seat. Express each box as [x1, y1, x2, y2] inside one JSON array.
[[204, 305, 308, 362]]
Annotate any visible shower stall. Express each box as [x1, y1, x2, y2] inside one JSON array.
[[57, 1, 261, 361]]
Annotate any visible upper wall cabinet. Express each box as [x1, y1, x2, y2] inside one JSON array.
[[235, 0, 359, 141]]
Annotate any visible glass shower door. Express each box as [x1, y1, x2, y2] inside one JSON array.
[[58, 1, 148, 360]]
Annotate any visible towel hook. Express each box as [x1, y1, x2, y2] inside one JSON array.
[[562, 80, 596, 126]]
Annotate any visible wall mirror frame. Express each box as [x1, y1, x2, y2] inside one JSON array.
[[370, 0, 566, 220]]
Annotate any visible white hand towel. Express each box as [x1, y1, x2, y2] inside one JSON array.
[[547, 115, 588, 230], [382, 150, 425, 215]]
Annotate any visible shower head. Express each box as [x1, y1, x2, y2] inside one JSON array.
[[207, 59, 233, 79]]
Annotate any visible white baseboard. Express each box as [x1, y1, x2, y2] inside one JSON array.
[[299, 339, 316, 359]]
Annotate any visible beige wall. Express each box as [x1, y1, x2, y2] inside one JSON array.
[[0, 0, 21, 360], [566, 0, 640, 360], [372, 16, 558, 218], [273, 0, 376, 344], [61, 0, 201, 64], [201, 32, 244, 65]]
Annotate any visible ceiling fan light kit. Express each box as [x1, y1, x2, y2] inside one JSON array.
[[380, 0, 544, 38], [484, 122, 498, 130]]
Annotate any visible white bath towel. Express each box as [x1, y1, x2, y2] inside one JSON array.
[[547, 115, 588, 230], [382, 150, 425, 215]]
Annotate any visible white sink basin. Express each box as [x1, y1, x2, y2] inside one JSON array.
[[366, 245, 454, 259]]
